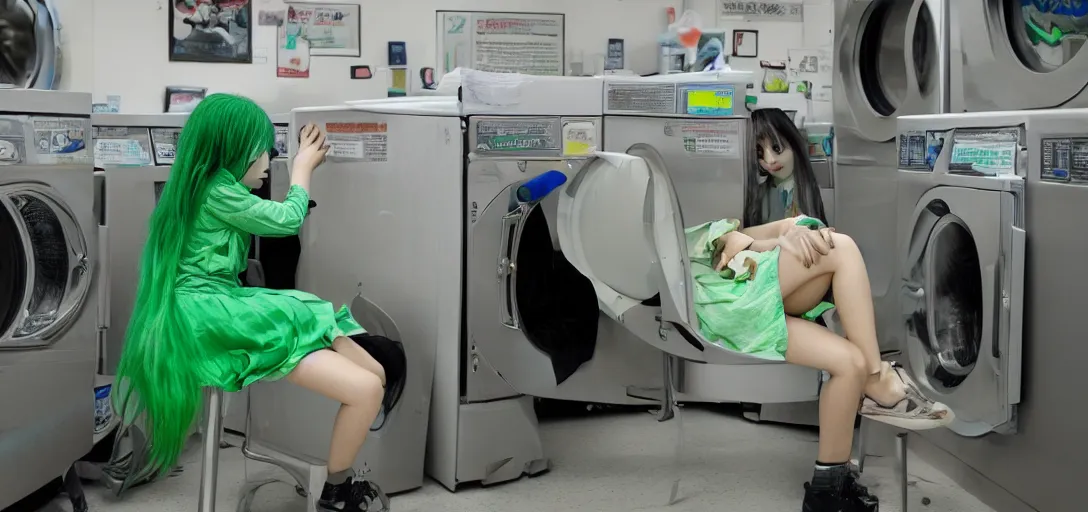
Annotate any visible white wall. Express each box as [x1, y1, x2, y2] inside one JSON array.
[[54, 0, 95, 93], [84, 0, 681, 114]]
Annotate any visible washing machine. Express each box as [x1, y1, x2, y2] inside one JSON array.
[[600, 73, 822, 405], [897, 109, 1088, 512], [958, 1, 1088, 111], [835, 0, 943, 355], [0, 0, 63, 89], [0, 89, 97, 509], [92, 113, 188, 376], [258, 73, 663, 494]]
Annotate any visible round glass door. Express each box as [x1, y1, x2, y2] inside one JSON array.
[[0, 0, 62, 89], [1, 185, 90, 345], [0, 198, 29, 340], [920, 214, 984, 390], [858, 0, 935, 116], [1005, 0, 1088, 71]]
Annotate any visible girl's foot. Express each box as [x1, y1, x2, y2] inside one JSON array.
[[860, 362, 954, 430], [318, 477, 390, 512]]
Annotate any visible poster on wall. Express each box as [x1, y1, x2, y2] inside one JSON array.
[[277, 6, 312, 78], [717, 1, 804, 23], [169, 0, 253, 63], [436, 11, 565, 76], [285, 2, 361, 56], [787, 47, 833, 102]]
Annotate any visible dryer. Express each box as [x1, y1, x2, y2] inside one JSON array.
[[896, 109, 1088, 512], [0, 89, 97, 509], [0, 0, 63, 89], [957, 0, 1088, 111], [834, 0, 943, 355], [601, 73, 821, 405], [92, 114, 188, 375]]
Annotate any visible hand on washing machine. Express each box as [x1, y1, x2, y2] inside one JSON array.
[[294, 123, 330, 174]]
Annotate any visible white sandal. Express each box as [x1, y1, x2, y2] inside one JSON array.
[[859, 363, 954, 431]]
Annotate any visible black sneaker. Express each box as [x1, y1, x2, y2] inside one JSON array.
[[802, 482, 849, 512], [318, 478, 390, 512], [843, 466, 879, 511]]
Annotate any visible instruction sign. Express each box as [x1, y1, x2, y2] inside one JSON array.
[[324, 122, 388, 162], [1041, 137, 1088, 183], [606, 83, 676, 114], [561, 120, 598, 156], [150, 128, 182, 166], [948, 129, 1019, 176], [32, 117, 91, 165], [475, 118, 561, 153], [438, 11, 565, 76], [92, 126, 153, 167], [274, 125, 289, 157], [664, 120, 742, 157]]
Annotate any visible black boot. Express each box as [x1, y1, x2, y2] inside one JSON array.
[[318, 477, 390, 512]]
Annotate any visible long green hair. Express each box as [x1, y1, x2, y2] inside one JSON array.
[[114, 94, 275, 481]]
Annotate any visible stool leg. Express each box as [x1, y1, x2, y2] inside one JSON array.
[[854, 418, 868, 473], [896, 432, 908, 512], [199, 389, 223, 512]]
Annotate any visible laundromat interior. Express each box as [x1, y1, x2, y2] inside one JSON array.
[[1, 0, 1084, 511]]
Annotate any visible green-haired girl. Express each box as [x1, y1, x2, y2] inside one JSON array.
[[107, 94, 402, 511]]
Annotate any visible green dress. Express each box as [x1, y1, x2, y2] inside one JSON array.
[[686, 217, 833, 360], [178, 169, 364, 391]]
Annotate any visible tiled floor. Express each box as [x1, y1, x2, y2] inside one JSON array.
[[41, 406, 994, 512]]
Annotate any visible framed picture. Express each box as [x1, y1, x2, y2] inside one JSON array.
[[164, 86, 208, 113], [732, 29, 759, 58], [286, 2, 361, 57], [169, 0, 253, 63]]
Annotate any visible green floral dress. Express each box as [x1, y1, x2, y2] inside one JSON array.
[[686, 216, 834, 360]]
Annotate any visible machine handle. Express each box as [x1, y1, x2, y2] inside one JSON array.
[[497, 207, 524, 330], [97, 224, 110, 331], [990, 260, 1001, 359], [1006, 226, 1026, 405]]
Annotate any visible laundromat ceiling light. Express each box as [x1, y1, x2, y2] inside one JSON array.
[[0, 0, 62, 90]]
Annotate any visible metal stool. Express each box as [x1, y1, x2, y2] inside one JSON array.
[[198, 387, 326, 512], [854, 417, 910, 512], [198, 388, 225, 512]]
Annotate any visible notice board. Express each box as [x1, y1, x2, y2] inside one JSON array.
[[436, 11, 566, 77]]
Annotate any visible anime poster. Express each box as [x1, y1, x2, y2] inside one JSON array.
[[169, 0, 253, 63]]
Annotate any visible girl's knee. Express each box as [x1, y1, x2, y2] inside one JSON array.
[[345, 369, 384, 406], [829, 343, 868, 383]]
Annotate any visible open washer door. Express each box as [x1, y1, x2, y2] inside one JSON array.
[[900, 185, 1026, 436], [555, 152, 818, 388], [0, 0, 63, 89], [960, 1, 1088, 110]]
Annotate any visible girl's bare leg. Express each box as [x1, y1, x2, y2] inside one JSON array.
[[332, 336, 387, 386], [779, 233, 907, 407], [783, 316, 867, 462], [286, 349, 384, 473]]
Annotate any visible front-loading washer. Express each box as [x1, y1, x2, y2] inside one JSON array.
[[895, 108, 1088, 512], [0, 89, 97, 509]]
